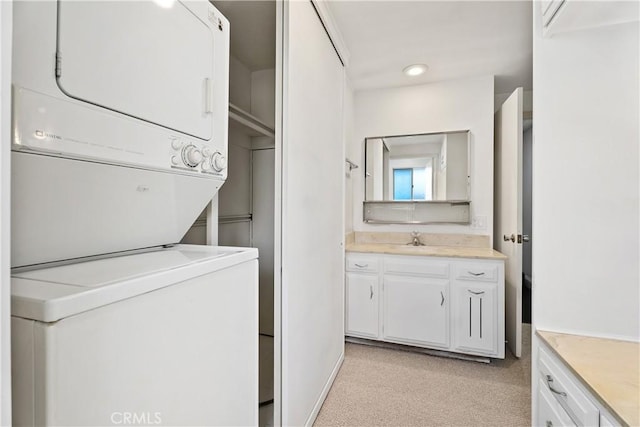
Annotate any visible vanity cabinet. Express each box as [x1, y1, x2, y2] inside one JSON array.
[[345, 252, 505, 358]]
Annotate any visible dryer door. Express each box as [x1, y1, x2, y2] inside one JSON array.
[[56, 0, 215, 141]]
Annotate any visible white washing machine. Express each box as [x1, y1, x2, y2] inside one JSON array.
[[11, 245, 258, 426], [10, 1, 259, 425]]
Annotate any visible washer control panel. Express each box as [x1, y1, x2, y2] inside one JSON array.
[[169, 136, 226, 177]]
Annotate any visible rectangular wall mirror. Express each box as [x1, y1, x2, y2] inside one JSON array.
[[364, 130, 471, 224], [365, 130, 470, 202]]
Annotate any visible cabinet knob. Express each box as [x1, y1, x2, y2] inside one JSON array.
[[370, 285, 374, 300], [355, 263, 368, 268], [440, 291, 445, 306]]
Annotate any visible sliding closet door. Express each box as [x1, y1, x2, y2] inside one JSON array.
[[279, 1, 344, 425]]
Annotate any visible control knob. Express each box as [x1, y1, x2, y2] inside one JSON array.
[[182, 145, 203, 167], [210, 152, 227, 172]]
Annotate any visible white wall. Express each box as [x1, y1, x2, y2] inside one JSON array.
[[0, 1, 11, 424], [251, 68, 276, 128], [532, 14, 639, 340], [352, 75, 495, 235], [229, 55, 252, 111]]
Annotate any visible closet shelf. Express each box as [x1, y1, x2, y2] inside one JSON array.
[[229, 103, 275, 138]]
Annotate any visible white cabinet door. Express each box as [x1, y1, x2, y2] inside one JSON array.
[[452, 281, 498, 355], [383, 275, 449, 348], [345, 273, 379, 339]]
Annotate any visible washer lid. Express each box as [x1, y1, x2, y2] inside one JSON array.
[[56, 0, 215, 140], [11, 245, 258, 322]]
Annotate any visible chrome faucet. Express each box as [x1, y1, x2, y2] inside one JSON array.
[[408, 231, 425, 246]]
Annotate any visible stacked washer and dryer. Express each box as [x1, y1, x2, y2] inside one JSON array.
[[10, 1, 258, 426]]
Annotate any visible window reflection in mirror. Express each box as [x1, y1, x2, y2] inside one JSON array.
[[365, 131, 470, 202]]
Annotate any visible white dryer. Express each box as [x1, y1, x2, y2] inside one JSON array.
[[11, 245, 258, 426], [11, 0, 230, 267]]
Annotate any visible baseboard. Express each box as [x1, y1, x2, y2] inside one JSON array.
[[304, 351, 344, 427]]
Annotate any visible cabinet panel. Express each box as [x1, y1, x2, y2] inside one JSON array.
[[453, 282, 497, 354], [345, 273, 379, 338], [383, 275, 449, 348]]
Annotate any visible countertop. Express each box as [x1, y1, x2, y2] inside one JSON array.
[[537, 330, 640, 427], [346, 242, 507, 260]]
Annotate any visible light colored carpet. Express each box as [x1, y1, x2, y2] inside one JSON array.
[[315, 325, 531, 427]]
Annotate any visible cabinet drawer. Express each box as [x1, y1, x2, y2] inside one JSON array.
[[539, 346, 599, 426], [455, 263, 498, 282], [346, 255, 380, 273], [384, 257, 449, 278], [538, 378, 577, 427]]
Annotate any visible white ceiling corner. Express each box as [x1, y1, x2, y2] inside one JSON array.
[[326, 0, 533, 93]]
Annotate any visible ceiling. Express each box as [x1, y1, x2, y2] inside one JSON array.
[[210, 1, 532, 93], [327, 1, 533, 93]]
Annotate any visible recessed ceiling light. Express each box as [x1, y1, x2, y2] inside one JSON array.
[[403, 64, 428, 77], [153, 0, 176, 8]]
